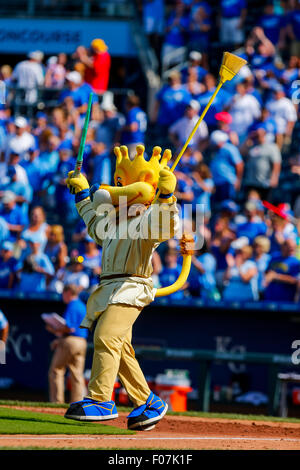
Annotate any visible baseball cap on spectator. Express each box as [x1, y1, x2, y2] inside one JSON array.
[[210, 130, 228, 146], [58, 140, 72, 151], [2, 191, 16, 204], [272, 83, 284, 93], [2, 241, 14, 251], [220, 200, 239, 213], [187, 100, 200, 112], [189, 51, 202, 62], [36, 111, 47, 120], [215, 111, 232, 124], [47, 56, 58, 65], [28, 50, 44, 61], [65, 71, 82, 85], [91, 38, 108, 53], [231, 236, 249, 250], [14, 116, 27, 128]]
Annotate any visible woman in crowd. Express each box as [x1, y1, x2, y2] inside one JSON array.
[[21, 206, 49, 253], [223, 245, 258, 302], [45, 225, 68, 273], [253, 235, 271, 297]]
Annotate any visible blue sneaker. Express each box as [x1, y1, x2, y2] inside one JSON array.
[[127, 392, 168, 430], [64, 398, 118, 421]]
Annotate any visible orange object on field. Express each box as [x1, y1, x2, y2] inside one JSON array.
[[155, 384, 193, 412]]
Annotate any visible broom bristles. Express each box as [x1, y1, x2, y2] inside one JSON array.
[[219, 52, 248, 83]]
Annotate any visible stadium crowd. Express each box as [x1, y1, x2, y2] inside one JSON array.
[[0, 0, 299, 304]]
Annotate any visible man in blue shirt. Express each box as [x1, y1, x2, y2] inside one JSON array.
[[209, 130, 244, 203], [159, 249, 185, 301], [154, 71, 191, 129], [0, 241, 20, 289], [53, 142, 77, 226], [236, 201, 267, 243], [0, 191, 29, 242], [220, 0, 247, 46], [120, 95, 147, 158], [48, 284, 88, 403], [258, 3, 286, 46], [59, 71, 95, 119], [264, 239, 300, 302]]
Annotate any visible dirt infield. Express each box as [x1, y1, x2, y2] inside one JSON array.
[[1, 406, 300, 449]]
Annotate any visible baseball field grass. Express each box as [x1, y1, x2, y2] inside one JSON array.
[[0, 406, 134, 435]]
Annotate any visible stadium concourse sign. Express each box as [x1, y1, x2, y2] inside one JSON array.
[[0, 18, 137, 56]]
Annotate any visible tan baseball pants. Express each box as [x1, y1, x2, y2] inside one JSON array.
[[49, 336, 87, 403], [86, 304, 151, 406]]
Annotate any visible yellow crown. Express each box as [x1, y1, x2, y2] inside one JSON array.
[[113, 144, 172, 190]]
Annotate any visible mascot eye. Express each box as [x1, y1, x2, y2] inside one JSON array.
[[117, 181, 123, 187]]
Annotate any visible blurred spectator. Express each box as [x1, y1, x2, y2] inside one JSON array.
[[236, 201, 267, 243], [209, 130, 244, 203], [0, 309, 9, 346], [191, 162, 214, 217], [21, 206, 49, 252], [161, 0, 189, 69], [97, 95, 125, 149], [88, 141, 111, 186], [219, 0, 247, 46], [0, 241, 20, 289], [119, 94, 147, 158], [18, 240, 55, 293], [190, 241, 219, 300], [0, 165, 32, 218], [153, 71, 191, 130], [76, 38, 111, 94], [257, 2, 286, 47], [253, 235, 271, 296], [4, 116, 35, 163], [142, 0, 165, 55], [159, 248, 186, 300], [0, 191, 28, 242], [268, 212, 298, 254], [249, 106, 278, 143], [211, 216, 236, 288], [242, 126, 281, 200], [188, 4, 211, 66], [80, 234, 102, 288], [264, 238, 300, 302], [11, 50, 44, 104], [266, 84, 297, 149], [53, 141, 77, 226], [45, 225, 68, 273], [48, 284, 88, 403], [180, 50, 208, 84], [223, 245, 258, 301], [183, 68, 205, 98], [215, 111, 239, 146], [197, 74, 231, 131], [285, 1, 300, 58], [44, 53, 67, 89], [59, 71, 94, 121], [169, 100, 208, 152], [55, 253, 90, 294], [228, 81, 261, 142]]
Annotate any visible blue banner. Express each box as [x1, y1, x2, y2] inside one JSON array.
[[0, 18, 137, 56]]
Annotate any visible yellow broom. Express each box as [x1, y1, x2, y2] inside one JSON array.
[[155, 52, 247, 297]]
